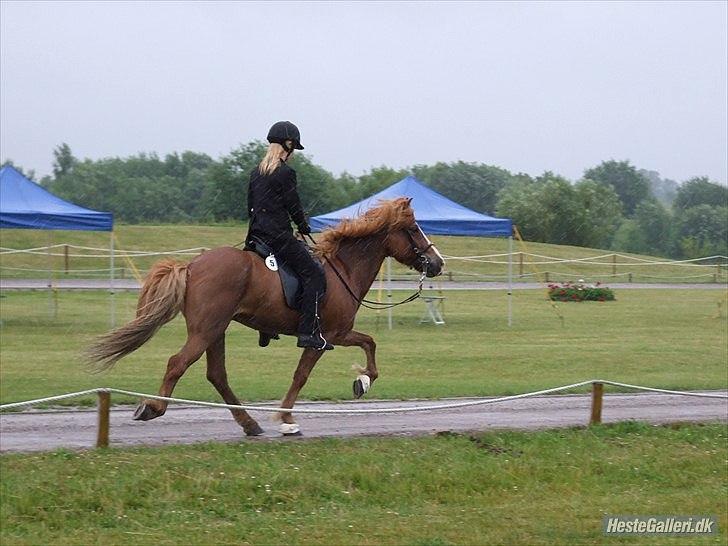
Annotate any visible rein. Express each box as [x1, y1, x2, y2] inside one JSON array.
[[303, 233, 427, 310]]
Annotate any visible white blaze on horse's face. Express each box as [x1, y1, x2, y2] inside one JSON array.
[[416, 223, 445, 272], [407, 222, 444, 278]]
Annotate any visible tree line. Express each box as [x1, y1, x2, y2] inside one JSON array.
[[3, 142, 726, 259]]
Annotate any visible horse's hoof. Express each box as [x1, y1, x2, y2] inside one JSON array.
[[279, 423, 301, 436], [245, 423, 265, 436], [353, 374, 371, 399], [132, 403, 162, 421]]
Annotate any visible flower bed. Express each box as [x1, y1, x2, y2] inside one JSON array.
[[547, 281, 615, 302]]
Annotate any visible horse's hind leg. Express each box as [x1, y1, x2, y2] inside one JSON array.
[[133, 334, 209, 421], [205, 333, 263, 436]]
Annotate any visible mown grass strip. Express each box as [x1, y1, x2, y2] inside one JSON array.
[[1, 422, 725, 545], [1, 289, 726, 406]]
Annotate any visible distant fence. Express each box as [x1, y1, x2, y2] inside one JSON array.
[[1, 244, 727, 283], [1, 380, 726, 449]]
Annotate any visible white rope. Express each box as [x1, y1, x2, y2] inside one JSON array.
[[4, 244, 726, 267], [0, 245, 209, 256], [1, 266, 125, 274], [1, 380, 725, 414], [0, 389, 103, 410], [597, 379, 728, 398]]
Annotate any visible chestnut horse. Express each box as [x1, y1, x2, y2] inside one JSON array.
[[87, 198, 444, 435]]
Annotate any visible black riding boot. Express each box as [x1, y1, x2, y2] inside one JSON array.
[[297, 333, 333, 351], [272, 237, 333, 351]]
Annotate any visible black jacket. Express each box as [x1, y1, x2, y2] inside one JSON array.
[[247, 160, 307, 246]]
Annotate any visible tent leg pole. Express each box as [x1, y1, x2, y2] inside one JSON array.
[[508, 236, 513, 327], [47, 232, 53, 318], [387, 257, 392, 330], [110, 232, 115, 328]]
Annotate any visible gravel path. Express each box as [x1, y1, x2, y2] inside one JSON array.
[[1, 391, 725, 453]]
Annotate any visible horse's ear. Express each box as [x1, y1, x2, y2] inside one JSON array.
[[405, 197, 413, 207]]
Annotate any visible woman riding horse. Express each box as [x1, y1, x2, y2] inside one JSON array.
[[87, 186, 445, 436], [246, 121, 332, 351]]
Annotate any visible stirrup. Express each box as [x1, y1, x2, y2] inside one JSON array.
[[297, 334, 334, 351]]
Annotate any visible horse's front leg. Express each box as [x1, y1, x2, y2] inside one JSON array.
[[334, 330, 377, 399], [276, 348, 325, 435], [205, 333, 263, 436]]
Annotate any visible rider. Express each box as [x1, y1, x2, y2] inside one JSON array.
[[245, 121, 333, 351]]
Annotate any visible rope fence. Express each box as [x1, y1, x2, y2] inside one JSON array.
[[1, 380, 725, 448], [3, 244, 726, 264], [2, 247, 726, 282]]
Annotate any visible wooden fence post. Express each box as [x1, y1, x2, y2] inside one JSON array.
[[97, 391, 110, 448], [519, 252, 524, 277], [590, 382, 603, 425], [612, 254, 617, 277], [64, 245, 69, 274]]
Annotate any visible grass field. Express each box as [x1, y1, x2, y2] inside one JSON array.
[[0, 288, 725, 406], [1, 225, 725, 284], [1, 422, 726, 545], [2, 233, 726, 545]]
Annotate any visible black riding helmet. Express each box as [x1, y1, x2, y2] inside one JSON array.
[[267, 121, 304, 151]]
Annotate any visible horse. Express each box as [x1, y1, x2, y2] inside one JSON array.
[[86, 197, 445, 436]]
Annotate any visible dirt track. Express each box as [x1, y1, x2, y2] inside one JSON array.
[[1, 391, 725, 453], [2, 279, 726, 291]]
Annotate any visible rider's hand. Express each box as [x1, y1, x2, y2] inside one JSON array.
[[298, 222, 311, 235]]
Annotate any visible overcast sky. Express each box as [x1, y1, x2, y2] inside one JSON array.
[[1, 1, 726, 184]]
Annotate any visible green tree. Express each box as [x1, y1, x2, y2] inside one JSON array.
[[203, 142, 266, 221], [584, 160, 650, 216], [611, 219, 647, 254], [497, 173, 622, 248], [611, 200, 673, 256], [640, 169, 679, 207], [633, 200, 673, 256], [288, 153, 351, 215], [673, 177, 728, 211], [496, 175, 546, 241], [353, 166, 411, 202], [202, 142, 350, 221], [1, 160, 36, 181], [573, 179, 623, 248], [413, 161, 513, 214], [674, 205, 728, 258], [52, 143, 77, 179]]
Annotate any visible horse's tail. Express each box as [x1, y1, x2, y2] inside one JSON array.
[[86, 259, 188, 371]]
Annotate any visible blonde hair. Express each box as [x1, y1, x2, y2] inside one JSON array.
[[258, 142, 292, 175]]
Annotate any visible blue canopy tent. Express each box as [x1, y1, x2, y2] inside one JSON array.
[[310, 176, 512, 236], [311, 176, 515, 326], [0, 165, 112, 230], [0, 165, 116, 323]]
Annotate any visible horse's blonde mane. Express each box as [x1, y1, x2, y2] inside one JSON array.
[[315, 198, 415, 258]]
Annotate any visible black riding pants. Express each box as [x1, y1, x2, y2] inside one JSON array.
[[271, 236, 326, 336]]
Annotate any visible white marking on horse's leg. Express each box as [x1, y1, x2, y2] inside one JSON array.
[[279, 422, 301, 435], [356, 374, 371, 394]]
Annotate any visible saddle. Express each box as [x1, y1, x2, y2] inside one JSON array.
[[243, 236, 325, 312]]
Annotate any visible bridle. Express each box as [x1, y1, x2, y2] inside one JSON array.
[[304, 223, 433, 310], [405, 225, 434, 276]]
